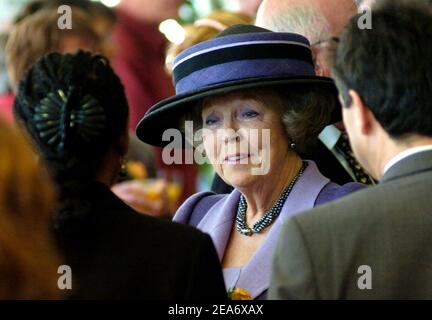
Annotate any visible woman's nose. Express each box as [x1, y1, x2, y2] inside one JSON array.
[[222, 128, 240, 144], [217, 117, 241, 143]]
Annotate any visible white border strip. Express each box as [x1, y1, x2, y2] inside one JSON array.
[[172, 40, 311, 70]]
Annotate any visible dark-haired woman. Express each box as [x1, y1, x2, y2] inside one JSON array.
[[13, 50, 226, 299]]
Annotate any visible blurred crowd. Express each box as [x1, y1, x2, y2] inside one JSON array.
[[1, 0, 432, 300]]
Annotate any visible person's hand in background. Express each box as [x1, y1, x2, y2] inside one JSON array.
[[112, 179, 175, 218]]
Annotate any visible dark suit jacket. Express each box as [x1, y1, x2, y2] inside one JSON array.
[[269, 150, 432, 299], [302, 140, 354, 185], [211, 141, 354, 194], [55, 182, 226, 300]]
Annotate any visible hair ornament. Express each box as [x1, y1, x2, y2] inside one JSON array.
[[33, 87, 106, 155]]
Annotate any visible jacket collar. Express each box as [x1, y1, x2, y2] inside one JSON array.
[[197, 161, 329, 298], [381, 150, 432, 184]]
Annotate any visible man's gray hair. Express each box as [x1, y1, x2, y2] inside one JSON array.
[[256, 0, 364, 44], [256, 5, 331, 44]]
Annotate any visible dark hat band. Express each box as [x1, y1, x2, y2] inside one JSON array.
[[172, 31, 315, 95], [175, 59, 315, 94], [173, 42, 314, 87]]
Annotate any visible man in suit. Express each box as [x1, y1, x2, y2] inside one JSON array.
[[269, 0, 432, 299], [255, 0, 375, 186]]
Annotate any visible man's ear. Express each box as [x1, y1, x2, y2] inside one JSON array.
[[349, 89, 374, 135], [312, 46, 327, 77]]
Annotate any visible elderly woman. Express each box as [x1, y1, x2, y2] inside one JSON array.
[[136, 25, 366, 299]]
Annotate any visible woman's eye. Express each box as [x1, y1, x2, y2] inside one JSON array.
[[240, 109, 259, 119], [204, 115, 220, 126]]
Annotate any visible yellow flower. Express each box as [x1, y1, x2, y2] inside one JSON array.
[[228, 288, 252, 300]]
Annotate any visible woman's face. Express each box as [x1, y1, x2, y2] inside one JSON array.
[[201, 90, 290, 189], [59, 35, 97, 54]]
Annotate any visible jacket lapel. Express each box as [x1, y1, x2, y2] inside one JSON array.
[[198, 190, 241, 260]]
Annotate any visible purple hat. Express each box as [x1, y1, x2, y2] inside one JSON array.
[[136, 24, 340, 147]]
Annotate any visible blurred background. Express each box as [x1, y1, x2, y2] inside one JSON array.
[[0, 0, 255, 34], [0, 0, 261, 218]]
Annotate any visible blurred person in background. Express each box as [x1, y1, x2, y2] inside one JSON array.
[[0, 32, 13, 124], [256, 0, 376, 186], [0, 117, 61, 299], [13, 50, 226, 299], [86, 1, 117, 60], [113, 0, 183, 129], [256, 0, 358, 76], [165, 10, 253, 72], [13, 0, 117, 59], [233, 0, 263, 17], [6, 7, 98, 92], [113, 0, 198, 205], [7, 3, 172, 217]]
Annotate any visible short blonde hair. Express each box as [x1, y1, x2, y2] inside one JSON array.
[[166, 10, 253, 72], [5, 8, 99, 91]]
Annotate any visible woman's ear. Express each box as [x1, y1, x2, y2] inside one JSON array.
[[115, 128, 129, 157]]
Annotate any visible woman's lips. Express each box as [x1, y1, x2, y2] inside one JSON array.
[[223, 153, 251, 164]]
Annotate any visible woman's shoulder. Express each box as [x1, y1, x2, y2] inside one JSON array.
[[127, 210, 208, 243], [315, 181, 368, 206], [66, 192, 226, 299], [173, 191, 228, 226], [104, 191, 217, 254], [75, 183, 212, 245]]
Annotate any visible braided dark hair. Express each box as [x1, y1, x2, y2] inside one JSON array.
[[14, 50, 128, 223]]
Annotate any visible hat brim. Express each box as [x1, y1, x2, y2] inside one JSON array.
[[136, 75, 341, 147]]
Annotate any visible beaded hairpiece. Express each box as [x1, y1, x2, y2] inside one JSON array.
[[33, 86, 106, 155]]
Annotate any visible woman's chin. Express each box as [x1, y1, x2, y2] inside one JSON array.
[[222, 166, 261, 189]]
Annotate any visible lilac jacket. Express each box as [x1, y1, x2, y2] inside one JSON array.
[[173, 161, 365, 299]]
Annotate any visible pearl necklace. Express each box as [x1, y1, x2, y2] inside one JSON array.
[[235, 161, 308, 236]]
